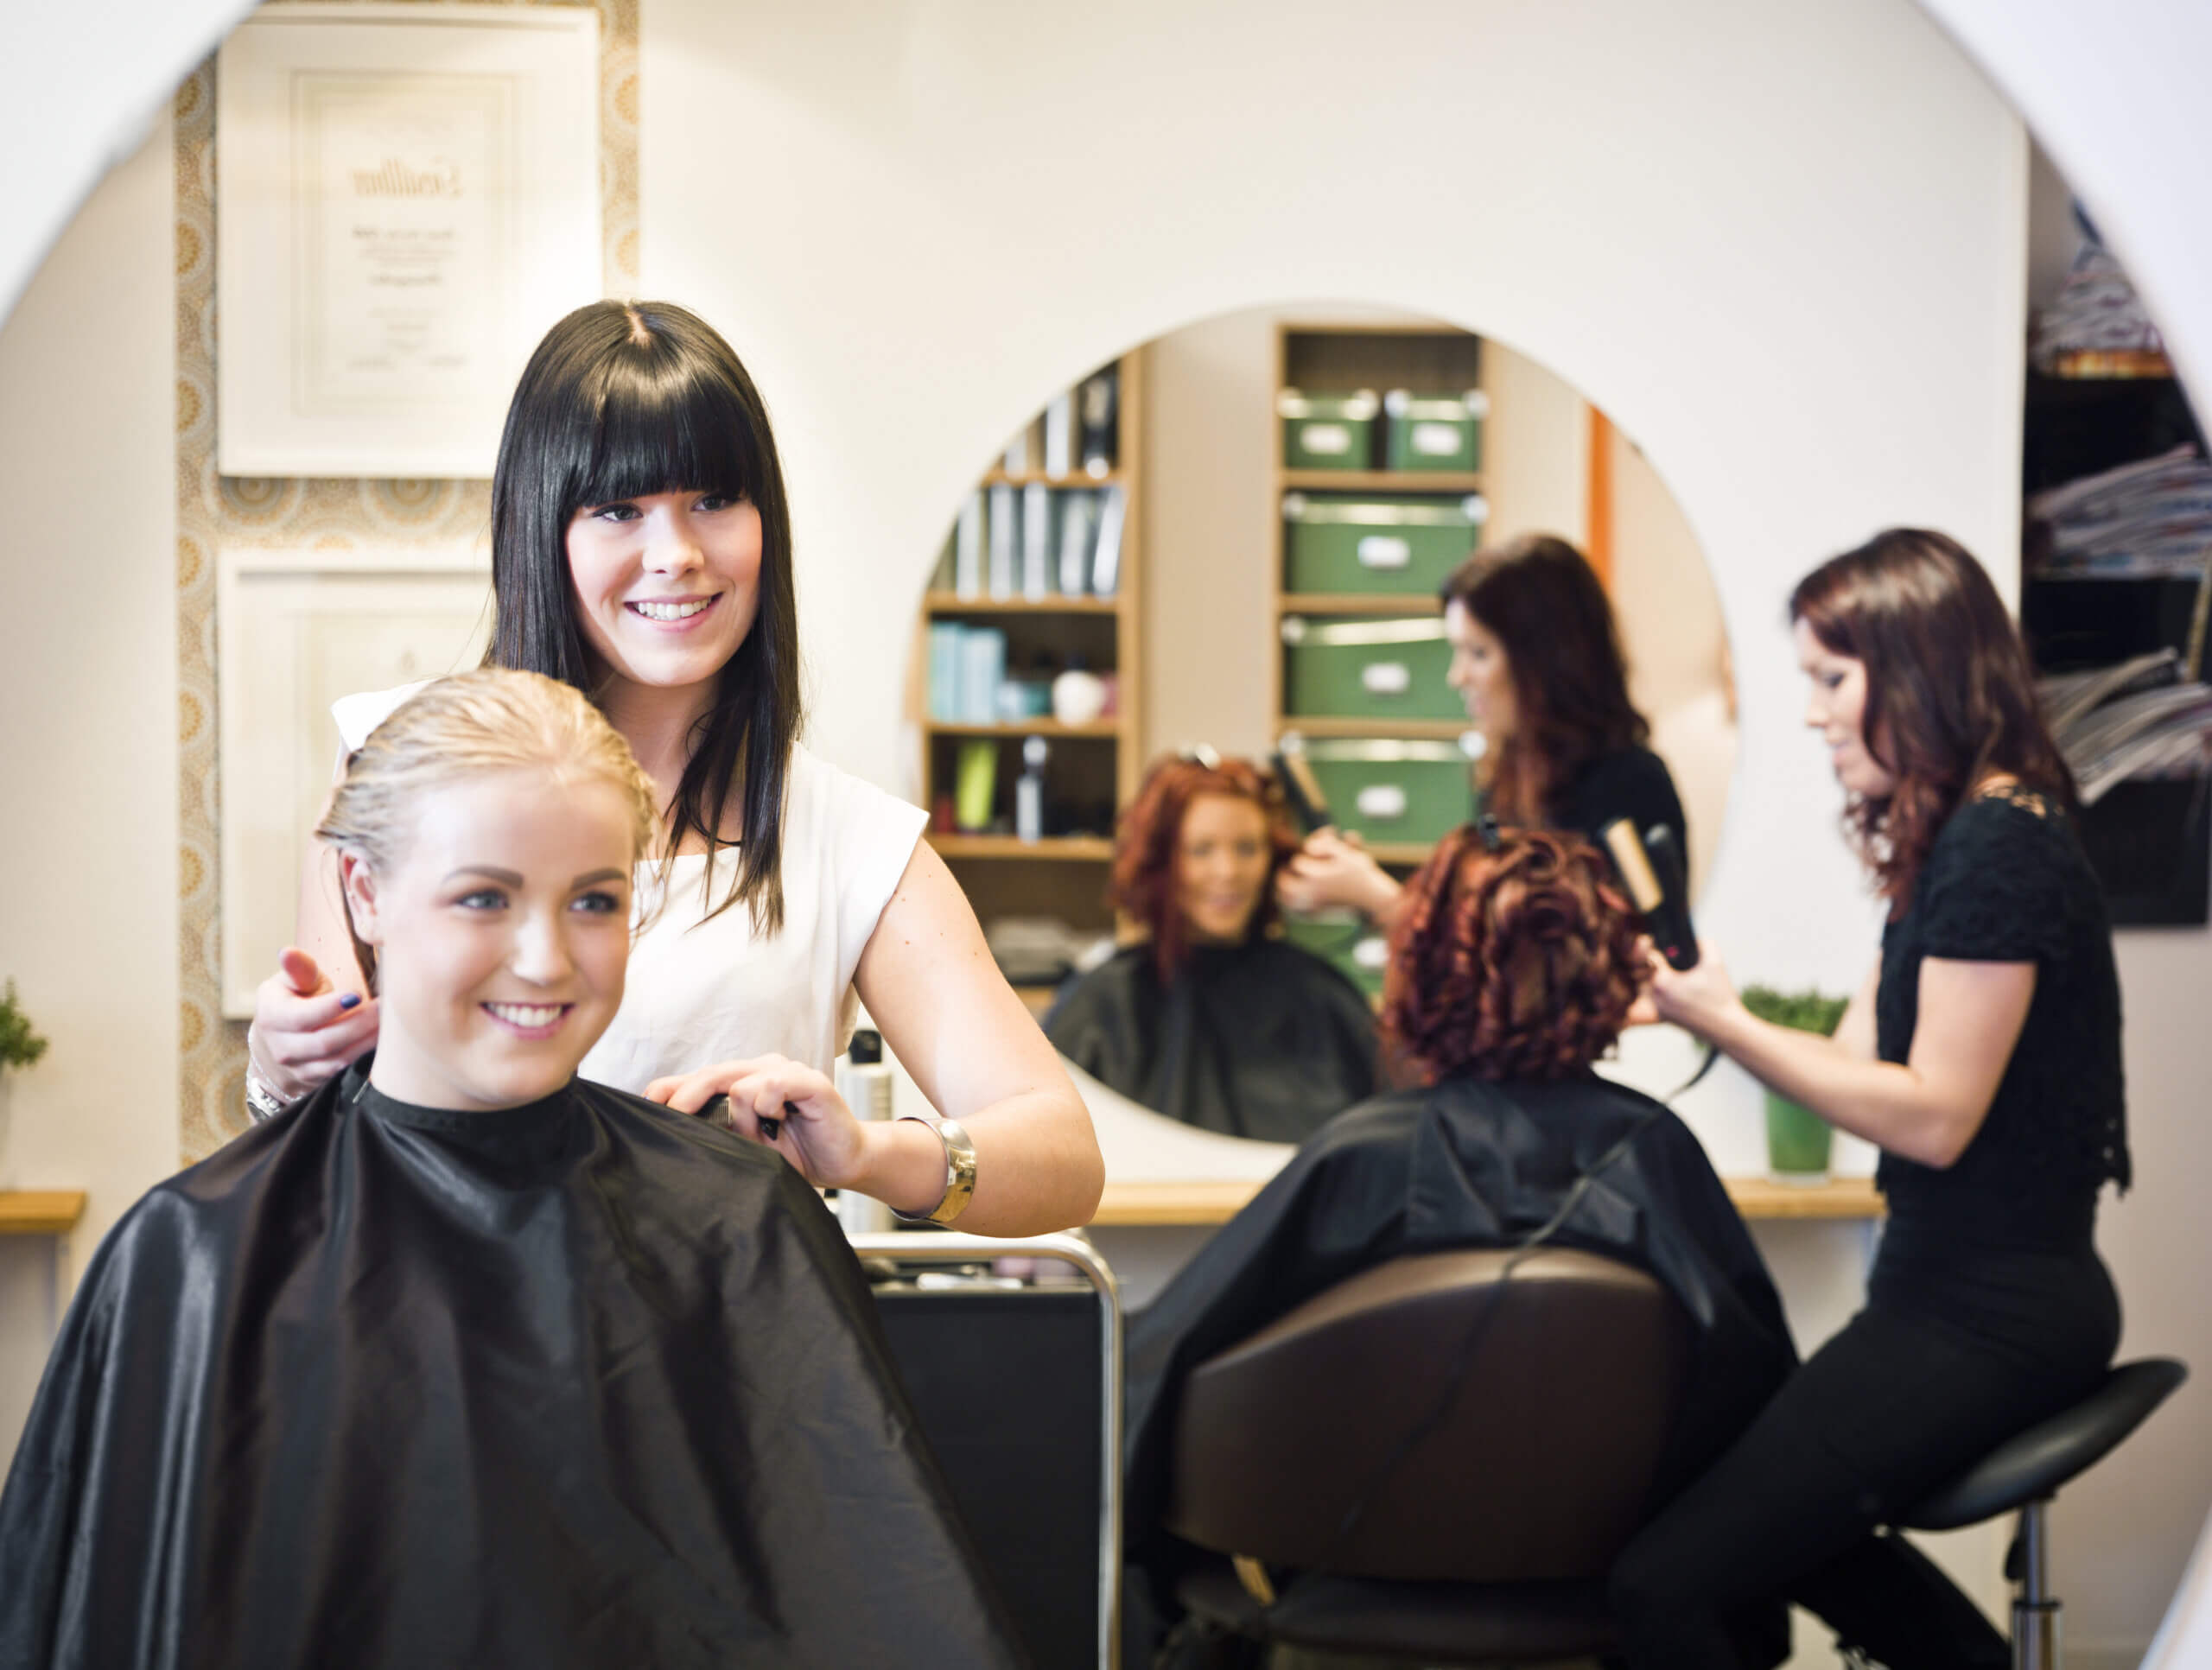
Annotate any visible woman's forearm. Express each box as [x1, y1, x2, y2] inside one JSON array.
[[852, 1084, 1102, 1236], [945, 1085, 1104, 1236], [1701, 1006, 1981, 1169]]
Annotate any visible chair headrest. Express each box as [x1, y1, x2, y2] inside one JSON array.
[[1166, 1247, 1690, 1583]]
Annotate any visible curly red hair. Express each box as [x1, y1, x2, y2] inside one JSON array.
[[1382, 825, 1649, 1083], [1110, 754, 1300, 981]]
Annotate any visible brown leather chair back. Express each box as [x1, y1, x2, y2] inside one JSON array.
[[1164, 1246, 1689, 1583]]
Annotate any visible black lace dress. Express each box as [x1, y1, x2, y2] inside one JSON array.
[[1609, 791, 2129, 1670]]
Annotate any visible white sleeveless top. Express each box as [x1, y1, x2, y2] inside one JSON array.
[[333, 684, 928, 1089]]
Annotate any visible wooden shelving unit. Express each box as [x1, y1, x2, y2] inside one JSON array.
[[1272, 322, 1487, 899], [1281, 468, 1484, 494], [917, 350, 1147, 952], [930, 834, 1116, 861]]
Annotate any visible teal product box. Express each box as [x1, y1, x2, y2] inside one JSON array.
[[1282, 733, 1480, 848], [1382, 389, 1488, 473], [1278, 389, 1380, 471], [1282, 492, 1490, 596], [956, 626, 1006, 725], [926, 623, 963, 721], [1281, 615, 1464, 721]]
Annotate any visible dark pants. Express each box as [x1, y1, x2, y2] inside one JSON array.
[[1608, 1231, 2120, 1668]]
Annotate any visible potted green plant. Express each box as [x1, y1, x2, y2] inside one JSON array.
[[0, 980, 48, 1192], [0, 980, 47, 1073], [1739, 985, 1847, 1184]]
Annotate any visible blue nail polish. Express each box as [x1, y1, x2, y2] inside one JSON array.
[[339, 994, 362, 1010]]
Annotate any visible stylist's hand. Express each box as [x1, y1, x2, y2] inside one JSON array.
[[247, 947, 378, 1101], [1645, 942, 1749, 1041], [1276, 829, 1402, 920], [648, 1054, 867, 1191]]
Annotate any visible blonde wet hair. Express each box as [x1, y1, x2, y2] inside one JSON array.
[[317, 668, 659, 989]]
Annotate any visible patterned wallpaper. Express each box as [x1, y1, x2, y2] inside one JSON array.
[[175, 0, 639, 1161]]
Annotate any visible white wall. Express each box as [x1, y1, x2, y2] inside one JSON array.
[[0, 116, 180, 1451], [0, 0, 251, 329], [642, 0, 2022, 1171]]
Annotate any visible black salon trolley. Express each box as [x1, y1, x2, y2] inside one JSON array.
[[856, 1231, 1123, 1670]]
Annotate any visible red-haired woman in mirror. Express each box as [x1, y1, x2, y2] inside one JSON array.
[[1611, 530, 2129, 1669], [1278, 534, 1688, 928], [1043, 752, 1379, 1142]]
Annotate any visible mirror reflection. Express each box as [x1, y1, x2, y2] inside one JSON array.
[[914, 308, 1735, 1119]]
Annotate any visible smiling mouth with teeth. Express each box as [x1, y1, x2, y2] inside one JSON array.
[[484, 1001, 572, 1036], [628, 596, 715, 622]]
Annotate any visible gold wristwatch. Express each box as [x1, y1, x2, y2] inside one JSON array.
[[891, 1113, 978, 1226]]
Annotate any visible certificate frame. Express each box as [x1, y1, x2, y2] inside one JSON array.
[[215, 4, 600, 478], [215, 547, 494, 1017]]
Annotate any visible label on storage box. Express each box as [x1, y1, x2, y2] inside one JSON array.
[[1360, 662, 1413, 695], [1411, 422, 1462, 456], [1356, 535, 1412, 569], [1299, 422, 1351, 455], [1355, 784, 1409, 820]]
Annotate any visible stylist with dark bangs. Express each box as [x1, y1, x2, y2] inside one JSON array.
[[1278, 534, 1688, 928], [1609, 529, 2129, 1669]]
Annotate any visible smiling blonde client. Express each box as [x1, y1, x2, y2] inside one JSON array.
[[245, 300, 1102, 1236], [0, 666, 1027, 1667]]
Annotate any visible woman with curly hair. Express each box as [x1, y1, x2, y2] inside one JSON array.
[[1280, 534, 1688, 928], [1611, 530, 2129, 1669], [1044, 752, 1378, 1140], [1120, 823, 1796, 1666]]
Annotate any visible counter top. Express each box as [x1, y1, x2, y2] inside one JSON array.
[[0, 1190, 87, 1235], [1090, 1173, 1882, 1228]]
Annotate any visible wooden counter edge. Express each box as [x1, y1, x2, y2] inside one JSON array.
[[1090, 1174, 1882, 1228], [0, 1190, 88, 1235]]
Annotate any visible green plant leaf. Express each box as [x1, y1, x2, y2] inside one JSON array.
[[1739, 983, 1849, 1037], [0, 980, 50, 1070]]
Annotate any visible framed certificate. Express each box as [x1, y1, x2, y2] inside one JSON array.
[[216, 4, 599, 478], [215, 547, 494, 1016]]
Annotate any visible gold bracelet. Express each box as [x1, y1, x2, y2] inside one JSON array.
[[891, 1113, 977, 1225]]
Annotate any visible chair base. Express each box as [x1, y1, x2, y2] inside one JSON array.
[[1177, 1559, 1616, 1664]]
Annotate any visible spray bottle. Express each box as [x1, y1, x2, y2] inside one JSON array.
[[835, 1029, 897, 1236]]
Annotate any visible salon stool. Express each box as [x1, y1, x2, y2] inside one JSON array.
[[1165, 1246, 1690, 1664], [1896, 1357, 2187, 1670]]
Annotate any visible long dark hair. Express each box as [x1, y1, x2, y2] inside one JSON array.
[[1109, 754, 1299, 981], [1789, 528, 2076, 912], [486, 299, 802, 931], [1439, 535, 1647, 826]]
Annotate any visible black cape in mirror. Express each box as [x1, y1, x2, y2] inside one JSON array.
[[0, 1067, 1026, 1670], [1044, 940, 1380, 1144]]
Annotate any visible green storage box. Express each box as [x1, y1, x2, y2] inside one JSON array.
[[1279, 390, 1379, 471], [1382, 389, 1488, 473], [1282, 734, 1479, 847], [1282, 492, 1490, 595], [1281, 615, 1465, 721], [1280, 911, 1390, 998]]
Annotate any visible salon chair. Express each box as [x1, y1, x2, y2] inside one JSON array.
[[1164, 1245, 1689, 1664], [1893, 1356, 2187, 1670]]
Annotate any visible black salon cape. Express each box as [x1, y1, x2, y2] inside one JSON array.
[[1123, 1075, 1797, 1662], [0, 1067, 1025, 1670], [1044, 940, 1380, 1143]]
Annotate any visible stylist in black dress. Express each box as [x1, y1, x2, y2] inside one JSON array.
[[1277, 534, 1687, 928], [1609, 529, 2129, 1669]]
